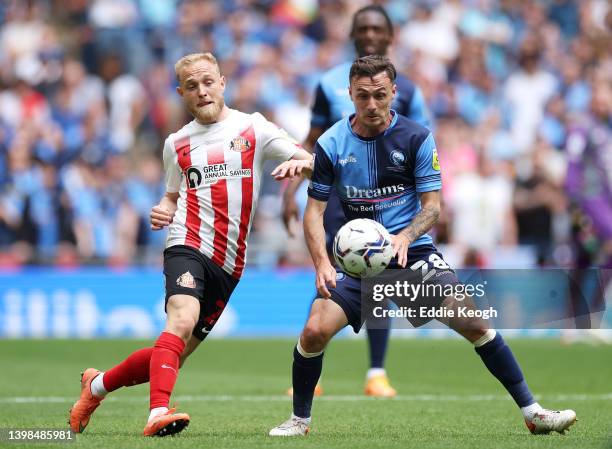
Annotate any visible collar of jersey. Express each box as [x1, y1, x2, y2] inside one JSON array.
[[345, 109, 398, 142]]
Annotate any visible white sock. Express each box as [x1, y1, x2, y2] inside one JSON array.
[[521, 402, 543, 420], [296, 339, 323, 358], [148, 407, 169, 422], [473, 329, 496, 347], [366, 368, 387, 379], [90, 372, 108, 398], [292, 413, 311, 423]]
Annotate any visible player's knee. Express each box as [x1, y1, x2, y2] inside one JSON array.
[[465, 326, 491, 343], [301, 323, 331, 352], [167, 316, 197, 341], [451, 318, 489, 343]]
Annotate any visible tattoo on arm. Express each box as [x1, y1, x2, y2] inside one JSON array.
[[400, 204, 440, 244]]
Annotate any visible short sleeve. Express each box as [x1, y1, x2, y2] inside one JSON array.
[[414, 133, 442, 192], [310, 83, 331, 129], [163, 138, 181, 193], [307, 142, 335, 201], [254, 113, 300, 161]]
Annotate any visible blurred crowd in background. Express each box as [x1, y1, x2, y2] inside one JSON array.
[[0, 0, 610, 268]]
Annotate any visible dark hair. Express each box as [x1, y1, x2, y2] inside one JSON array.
[[349, 55, 396, 83], [350, 5, 394, 37]]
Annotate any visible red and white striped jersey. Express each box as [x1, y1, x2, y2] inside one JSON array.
[[163, 110, 298, 279]]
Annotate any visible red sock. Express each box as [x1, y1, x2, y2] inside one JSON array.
[[102, 347, 153, 392], [149, 332, 185, 409]]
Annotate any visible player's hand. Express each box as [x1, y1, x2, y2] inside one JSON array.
[[271, 160, 311, 180], [315, 261, 337, 299], [150, 205, 174, 230], [281, 194, 299, 237], [391, 233, 411, 268]]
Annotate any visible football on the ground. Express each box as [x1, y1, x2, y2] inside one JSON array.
[[333, 218, 394, 278]]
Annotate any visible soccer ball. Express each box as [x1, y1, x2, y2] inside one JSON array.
[[333, 218, 394, 278]]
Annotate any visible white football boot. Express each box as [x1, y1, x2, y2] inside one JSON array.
[[525, 409, 577, 434], [269, 414, 311, 436]]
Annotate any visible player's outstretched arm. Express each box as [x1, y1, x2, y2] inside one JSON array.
[[150, 192, 179, 230], [304, 196, 336, 298], [271, 151, 314, 181], [394, 190, 441, 267]]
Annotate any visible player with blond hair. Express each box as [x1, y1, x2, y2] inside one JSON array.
[[68, 52, 313, 437]]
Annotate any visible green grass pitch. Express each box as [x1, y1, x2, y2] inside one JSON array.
[[0, 338, 610, 449]]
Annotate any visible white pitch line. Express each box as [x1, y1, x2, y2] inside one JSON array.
[[1, 393, 611, 404]]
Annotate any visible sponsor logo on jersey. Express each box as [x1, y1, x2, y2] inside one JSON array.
[[184, 164, 253, 186], [186, 167, 203, 189], [176, 271, 196, 288], [339, 154, 357, 166], [345, 184, 405, 200], [202, 163, 229, 174], [432, 148, 440, 170], [336, 272, 346, 281], [230, 136, 251, 152]]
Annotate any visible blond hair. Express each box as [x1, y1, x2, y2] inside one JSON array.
[[174, 52, 220, 82]]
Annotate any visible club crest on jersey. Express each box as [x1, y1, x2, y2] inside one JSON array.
[[230, 136, 251, 153], [389, 150, 406, 167], [176, 271, 196, 288], [432, 148, 440, 171]]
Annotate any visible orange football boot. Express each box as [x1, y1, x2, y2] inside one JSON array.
[[143, 407, 190, 437], [68, 368, 104, 433], [364, 374, 397, 397]]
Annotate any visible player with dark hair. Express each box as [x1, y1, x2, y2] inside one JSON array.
[[282, 4, 430, 398], [269, 55, 576, 437]]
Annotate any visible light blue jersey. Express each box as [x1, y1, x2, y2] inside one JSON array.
[[308, 62, 431, 251], [308, 111, 441, 248]]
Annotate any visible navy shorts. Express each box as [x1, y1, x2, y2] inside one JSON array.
[[324, 244, 459, 333], [163, 245, 239, 340]]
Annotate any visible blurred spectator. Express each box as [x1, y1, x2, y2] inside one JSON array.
[[549, 0, 580, 39], [503, 35, 557, 153], [539, 94, 567, 149], [98, 54, 146, 153], [0, 0, 608, 269], [400, 0, 460, 63], [447, 151, 516, 259], [125, 155, 166, 262], [565, 81, 612, 268], [513, 139, 567, 265]]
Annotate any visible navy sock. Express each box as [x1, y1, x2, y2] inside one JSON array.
[[366, 326, 390, 369], [475, 333, 534, 407], [292, 346, 323, 418]]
